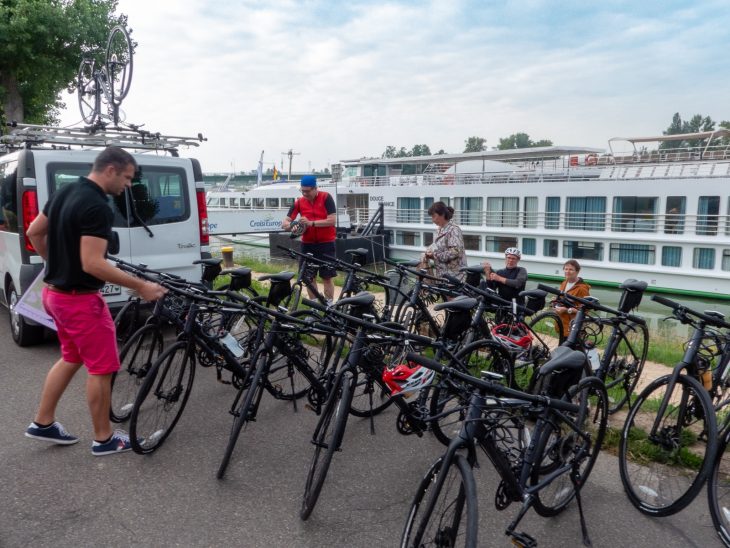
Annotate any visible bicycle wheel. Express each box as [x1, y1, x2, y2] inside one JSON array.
[[267, 310, 332, 400], [106, 25, 133, 102], [602, 321, 649, 413], [709, 429, 730, 547], [129, 341, 195, 454], [522, 310, 564, 391], [217, 349, 270, 479], [531, 376, 608, 516], [401, 454, 478, 548], [300, 370, 356, 520], [396, 302, 435, 338], [618, 373, 718, 516], [111, 324, 164, 423], [77, 59, 98, 124], [114, 298, 143, 346], [430, 339, 512, 446]]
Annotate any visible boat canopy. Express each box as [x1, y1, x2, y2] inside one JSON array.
[[609, 129, 730, 155]]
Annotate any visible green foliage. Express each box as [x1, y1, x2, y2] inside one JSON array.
[[463, 136, 486, 152], [0, 0, 125, 125], [382, 144, 431, 158], [497, 133, 553, 150], [661, 112, 717, 149]]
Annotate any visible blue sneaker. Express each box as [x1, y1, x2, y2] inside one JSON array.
[[91, 430, 133, 456], [25, 421, 79, 445]]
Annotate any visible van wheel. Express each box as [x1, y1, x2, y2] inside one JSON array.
[[8, 282, 45, 346]]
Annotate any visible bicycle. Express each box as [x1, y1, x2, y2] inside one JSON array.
[[401, 347, 608, 547], [77, 25, 133, 125], [618, 294, 725, 516]]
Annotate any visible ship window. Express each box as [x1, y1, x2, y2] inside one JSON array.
[[609, 243, 654, 264], [545, 197, 560, 229], [523, 197, 538, 228], [282, 197, 295, 208], [697, 196, 720, 236], [486, 197, 518, 227], [522, 238, 536, 256], [566, 197, 606, 231], [395, 230, 420, 246], [486, 236, 517, 253], [440, 197, 451, 206], [423, 232, 433, 246], [463, 234, 481, 251], [229, 198, 238, 207], [662, 246, 682, 267], [266, 197, 279, 208], [207, 197, 218, 207], [665, 196, 685, 234], [457, 197, 483, 226], [612, 197, 657, 232], [693, 247, 715, 269], [397, 197, 421, 223], [423, 197, 434, 223], [253, 198, 264, 208], [722, 250, 730, 271], [242, 197, 252, 208], [543, 239, 558, 257], [564, 241, 604, 261]]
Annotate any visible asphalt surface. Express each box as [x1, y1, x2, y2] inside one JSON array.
[[0, 313, 724, 548]]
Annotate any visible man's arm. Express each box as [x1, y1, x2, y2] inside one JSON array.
[[26, 213, 49, 260], [80, 236, 166, 301]]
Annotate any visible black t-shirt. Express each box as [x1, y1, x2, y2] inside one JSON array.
[[42, 177, 114, 290]]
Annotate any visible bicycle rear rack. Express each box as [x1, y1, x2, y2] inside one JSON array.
[[1, 121, 206, 156]]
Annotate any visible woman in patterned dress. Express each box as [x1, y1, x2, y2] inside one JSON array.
[[422, 201, 467, 278]]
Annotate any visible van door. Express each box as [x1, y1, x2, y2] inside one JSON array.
[[126, 160, 201, 283]]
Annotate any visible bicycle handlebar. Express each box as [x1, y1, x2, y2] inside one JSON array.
[[651, 294, 730, 329], [404, 352, 580, 414], [537, 283, 646, 325], [383, 257, 445, 283]]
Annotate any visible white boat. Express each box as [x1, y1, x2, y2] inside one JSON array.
[[207, 130, 730, 300]]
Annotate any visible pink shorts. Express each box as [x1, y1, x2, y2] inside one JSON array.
[[42, 287, 120, 375]]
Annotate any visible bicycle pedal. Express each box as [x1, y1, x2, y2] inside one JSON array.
[[508, 531, 537, 548], [303, 403, 320, 415]]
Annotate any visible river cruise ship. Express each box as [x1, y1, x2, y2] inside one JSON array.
[[206, 130, 730, 299]]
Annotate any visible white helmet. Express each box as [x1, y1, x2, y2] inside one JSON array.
[[505, 247, 521, 258]]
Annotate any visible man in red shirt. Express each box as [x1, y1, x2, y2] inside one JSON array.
[[282, 175, 337, 301]]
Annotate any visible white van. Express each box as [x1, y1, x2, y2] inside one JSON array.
[[0, 126, 211, 346]]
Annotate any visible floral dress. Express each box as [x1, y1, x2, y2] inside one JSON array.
[[425, 221, 467, 278]]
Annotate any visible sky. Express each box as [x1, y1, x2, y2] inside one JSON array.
[[58, 0, 730, 174]]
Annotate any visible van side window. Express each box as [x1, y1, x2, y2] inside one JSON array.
[[0, 161, 19, 233], [48, 163, 189, 227]]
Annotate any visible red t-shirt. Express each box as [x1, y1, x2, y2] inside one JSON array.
[[288, 191, 336, 243]]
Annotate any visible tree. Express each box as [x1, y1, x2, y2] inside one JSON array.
[[497, 132, 553, 150], [410, 144, 431, 156], [382, 145, 397, 158], [463, 136, 486, 152], [0, 0, 126, 125], [661, 112, 716, 149]]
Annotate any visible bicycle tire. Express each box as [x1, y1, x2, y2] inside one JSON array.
[[114, 298, 143, 346], [396, 302, 435, 339], [430, 339, 513, 446], [618, 373, 718, 516], [111, 324, 164, 423], [266, 309, 333, 400], [77, 59, 98, 124], [217, 349, 270, 479], [522, 310, 564, 391], [531, 376, 608, 516], [400, 454, 478, 548], [602, 320, 649, 413], [709, 428, 730, 547], [106, 25, 133, 103], [300, 370, 356, 520], [129, 341, 195, 454]]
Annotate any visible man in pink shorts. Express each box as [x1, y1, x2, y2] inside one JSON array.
[[24, 147, 166, 456]]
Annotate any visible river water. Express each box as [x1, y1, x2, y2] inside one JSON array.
[[211, 237, 729, 342]]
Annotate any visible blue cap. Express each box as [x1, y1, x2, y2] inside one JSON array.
[[300, 175, 317, 187]]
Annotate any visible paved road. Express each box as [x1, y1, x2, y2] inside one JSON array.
[[0, 313, 723, 547]]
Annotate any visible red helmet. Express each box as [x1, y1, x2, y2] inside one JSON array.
[[491, 323, 532, 352], [382, 361, 435, 396]]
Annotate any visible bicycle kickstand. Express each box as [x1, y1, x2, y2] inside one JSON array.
[[572, 468, 592, 547]]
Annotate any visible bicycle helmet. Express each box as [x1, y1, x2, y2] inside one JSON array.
[[289, 220, 305, 238], [491, 323, 532, 353], [504, 247, 522, 258], [382, 361, 435, 396]]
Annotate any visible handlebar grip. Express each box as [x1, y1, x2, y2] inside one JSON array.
[[651, 294, 680, 310], [302, 298, 327, 312], [626, 313, 646, 325], [537, 283, 561, 296], [405, 352, 446, 374]]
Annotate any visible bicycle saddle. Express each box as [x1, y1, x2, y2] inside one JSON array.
[[619, 279, 648, 292], [537, 347, 586, 376], [193, 258, 223, 267], [345, 248, 368, 257], [434, 296, 477, 312], [258, 271, 295, 282], [519, 289, 547, 299], [229, 268, 252, 290], [334, 291, 375, 308], [400, 260, 421, 268]]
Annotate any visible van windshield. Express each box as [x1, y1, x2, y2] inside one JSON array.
[[48, 163, 190, 227]]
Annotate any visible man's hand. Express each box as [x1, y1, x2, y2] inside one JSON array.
[[135, 281, 167, 302]]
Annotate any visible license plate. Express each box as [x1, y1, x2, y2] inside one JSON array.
[[101, 283, 122, 296]]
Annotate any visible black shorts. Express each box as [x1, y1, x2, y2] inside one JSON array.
[[300, 241, 337, 279]]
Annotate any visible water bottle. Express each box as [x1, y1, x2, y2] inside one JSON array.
[[220, 331, 244, 358], [585, 342, 601, 371]]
